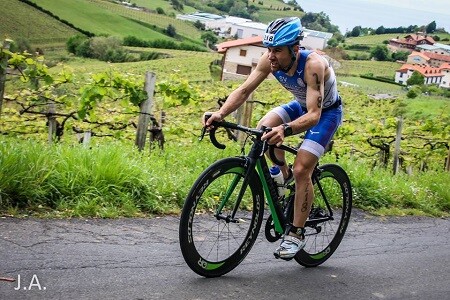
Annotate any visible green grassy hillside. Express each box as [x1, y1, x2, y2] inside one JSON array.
[[0, 0, 80, 46], [32, 0, 187, 41]]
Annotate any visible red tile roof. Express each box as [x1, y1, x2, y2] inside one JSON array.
[[409, 51, 430, 61], [397, 63, 444, 77], [421, 51, 450, 62], [216, 36, 263, 53]]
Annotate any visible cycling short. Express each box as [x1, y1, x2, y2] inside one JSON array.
[[270, 100, 343, 158]]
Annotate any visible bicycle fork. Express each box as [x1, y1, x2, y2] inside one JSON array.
[[214, 156, 257, 223]]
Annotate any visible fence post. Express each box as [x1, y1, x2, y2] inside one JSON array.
[[0, 39, 12, 118], [235, 93, 254, 144], [47, 101, 56, 144], [446, 145, 450, 172], [83, 130, 91, 147], [135, 72, 155, 151], [393, 116, 403, 175]]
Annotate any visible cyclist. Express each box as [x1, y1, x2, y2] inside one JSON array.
[[203, 17, 343, 260]]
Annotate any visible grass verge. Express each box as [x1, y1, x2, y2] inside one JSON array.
[[0, 137, 449, 219]]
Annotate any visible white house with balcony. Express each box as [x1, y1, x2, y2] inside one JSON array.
[[395, 64, 444, 86]]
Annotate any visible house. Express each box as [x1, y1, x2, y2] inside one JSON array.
[[176, 13, 251, 37], [395, 64, 444, 86], [406, 51, 430, 65], [216, 36, 265, 81], [407, 51, 450, 67], [416, 43, 450, 56], [176, 12, 225, 24], [389, 33, 435, 52], [440, 63, 450, 89], [229, 21, 267, 39], [302, 29, 333, 50]]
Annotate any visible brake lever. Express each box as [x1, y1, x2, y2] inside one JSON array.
[[199, 126, 207, 141]]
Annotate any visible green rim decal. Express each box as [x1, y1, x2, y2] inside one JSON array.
[[310, 247, 330, 260], [206, 261, 225, 270]]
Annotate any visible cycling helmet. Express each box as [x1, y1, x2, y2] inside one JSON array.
[[263, 17, 302, 47]]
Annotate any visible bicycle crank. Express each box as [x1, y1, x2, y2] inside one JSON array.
[[264, 214, 282, 242]]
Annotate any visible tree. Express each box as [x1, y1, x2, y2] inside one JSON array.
[[327, 38, 338, 47], [171, 0, 183, 11], [165, 24, 177, 37], [350, 26, 361, 37], [156, 7, 165, 15], [375, 26, 385, 35], [407, 71, 424, 86], [426, 21, 436, 34], [194, 20, 205, 30], [370, 45, 389, 61], [201, 31, 218, 49], [391, 50, 409, 62]]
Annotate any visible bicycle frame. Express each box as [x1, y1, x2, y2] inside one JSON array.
[[213, 135, 287, 235]]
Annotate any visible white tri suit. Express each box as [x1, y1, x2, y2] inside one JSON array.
[[270, 50, 343, 158]]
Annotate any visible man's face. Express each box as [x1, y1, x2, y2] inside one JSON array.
[[267, 46, 293, 72]]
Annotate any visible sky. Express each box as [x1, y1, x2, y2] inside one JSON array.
[[296, 0, 450, 34]]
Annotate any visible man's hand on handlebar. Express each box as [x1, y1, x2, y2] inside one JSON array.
[[202, 111, 224, 128], [261, 125, 285, 147]]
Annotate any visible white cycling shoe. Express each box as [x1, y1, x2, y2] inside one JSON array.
[[274, 234, 306, 260]]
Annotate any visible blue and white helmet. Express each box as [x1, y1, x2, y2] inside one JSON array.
[[263, 17, 303, 47]]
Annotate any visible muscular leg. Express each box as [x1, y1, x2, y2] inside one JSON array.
[[292, 149, 318, 229]]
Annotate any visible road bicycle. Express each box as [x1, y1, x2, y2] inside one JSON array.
[[179, 119, 352, 277]]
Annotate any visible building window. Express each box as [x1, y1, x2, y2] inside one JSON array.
[[240, 49, 247, 57], [236, 65, 252, 75]]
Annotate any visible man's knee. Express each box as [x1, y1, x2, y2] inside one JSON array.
[[293, 151, 318, 180], [257, 112, 282, 128]]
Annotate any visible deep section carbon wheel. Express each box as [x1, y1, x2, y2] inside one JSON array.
[[179, 157, 264, 277], [295, 164, 352, 267]]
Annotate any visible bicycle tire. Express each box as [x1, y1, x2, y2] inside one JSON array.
[[294, 164, 352, 267], [179, 157, 265, 277]]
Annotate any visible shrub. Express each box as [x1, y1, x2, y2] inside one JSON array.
[[123, 35, 149, 47], [67, 35, 87, 54], [406, 89, 418, 98]]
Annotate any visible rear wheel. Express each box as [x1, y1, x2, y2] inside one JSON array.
[[295, 164, 352, 267], [179, 157, 264, 277]]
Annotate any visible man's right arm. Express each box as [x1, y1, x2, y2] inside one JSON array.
[[204, 52, 271, 126]]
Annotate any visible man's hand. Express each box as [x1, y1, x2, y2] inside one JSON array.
[[202, 111, 224, 127], [261, 125, 285, 147]]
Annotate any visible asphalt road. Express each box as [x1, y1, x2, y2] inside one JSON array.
[[1, 210, 449, 300]]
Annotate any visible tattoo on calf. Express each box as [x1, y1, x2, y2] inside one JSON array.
[[301, 185, 309, 212]]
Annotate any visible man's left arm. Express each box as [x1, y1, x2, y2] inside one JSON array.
[[302, 55, 325, 127]]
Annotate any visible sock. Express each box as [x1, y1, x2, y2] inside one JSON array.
[[289, 225, 305, 239]]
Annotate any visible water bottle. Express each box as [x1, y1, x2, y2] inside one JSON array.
[[269, 166, 285, 198]]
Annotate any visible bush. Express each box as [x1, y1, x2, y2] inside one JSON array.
[[165, 24, 177, 37], [406, 89, 418, 98], [123, 35, 149, 47], [75, 39, 92, 58], [67, 35, 87, 54]]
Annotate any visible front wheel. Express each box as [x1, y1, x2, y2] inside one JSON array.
[[295, 164, 352, 267], [179, 157, 264, 277]]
